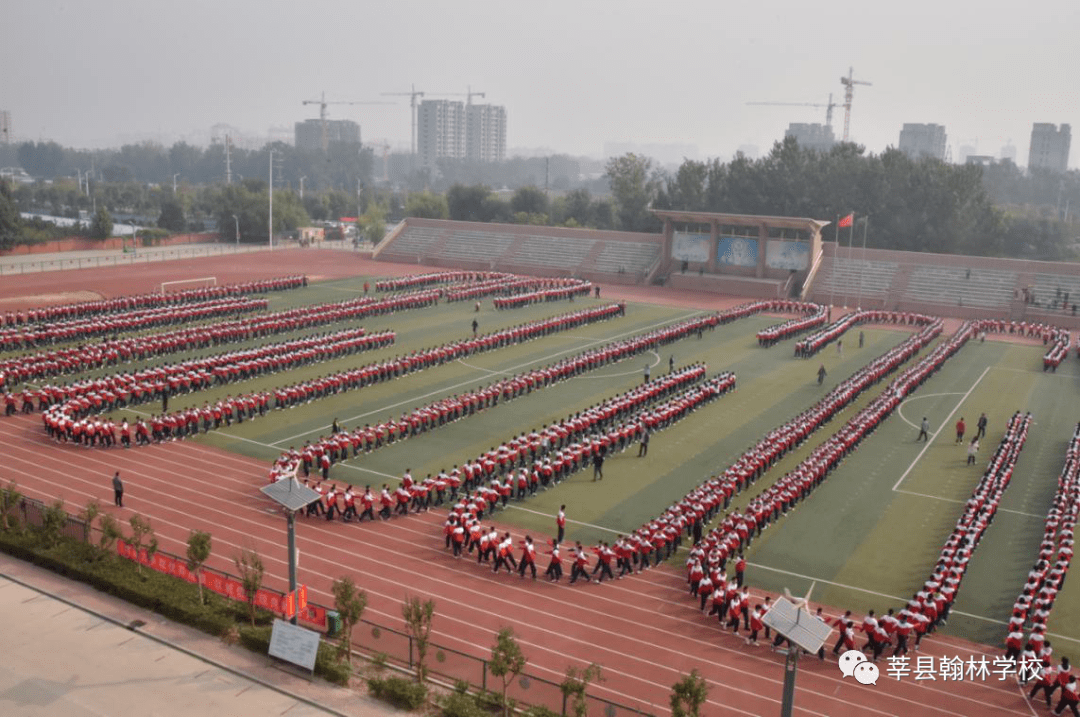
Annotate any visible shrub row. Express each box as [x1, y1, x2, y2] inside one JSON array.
[[0, 530, 349, 685]]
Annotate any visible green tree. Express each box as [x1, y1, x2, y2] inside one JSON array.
[[605, 153, 661, 232], [0, 481, 23, 532], [38, 499, 68, 548], [510, 186, 549, 217], [670, 669, 709, 717], [489, 627, 527, 717], [401, 594, 435, 682], [125, 514, 159, 576], [358, 200, 387, 244], [157, 197, 186, 232], [447, 184, 492, 222], [404, 191, 449, 219], [562, 188, 593, 226], [331, 576, 368, 664], [186, 530, 212, 605], [79, 499, 101, 545], [235, 548, 265, 626], [89, 206, 113, 239], [98, 513, 122, 554], [560, 662, 603, 717], [0, 184, 22, 248]]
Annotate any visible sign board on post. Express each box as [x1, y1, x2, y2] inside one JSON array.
[[268, 618, 320, 673]]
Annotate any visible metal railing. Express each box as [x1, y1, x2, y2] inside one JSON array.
[[0, 243, 272, 276], [4, 495, 657, 716]]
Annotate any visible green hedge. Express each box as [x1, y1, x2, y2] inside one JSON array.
[[0, 530, 348, 685], [367, 675, 428, 710]]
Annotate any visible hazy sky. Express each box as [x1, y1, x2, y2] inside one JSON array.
[[4, 0, 1077, 168]]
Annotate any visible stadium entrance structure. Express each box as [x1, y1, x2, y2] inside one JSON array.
[[653, 210, 828, 299]]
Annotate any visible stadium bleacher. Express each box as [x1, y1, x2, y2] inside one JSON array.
[[509, 235, 595, 270], [812, 256, 898, 301], [591, 241, 661, 277], [904, 265, 1016, 308]]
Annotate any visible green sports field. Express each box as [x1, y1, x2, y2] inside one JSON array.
[[108, 275, 1080, 652]]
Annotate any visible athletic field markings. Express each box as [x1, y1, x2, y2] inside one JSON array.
[[892, 365, 991, 492], [896, 392, 965, 429], [892, 489, 1042, 518], [269, 310, 699, 445], [749, 562, 1080, 648]]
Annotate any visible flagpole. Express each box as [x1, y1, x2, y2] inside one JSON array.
[[857, 217, 869, 310], [844, 214, 855, 308], [830, 214, 838, 309]]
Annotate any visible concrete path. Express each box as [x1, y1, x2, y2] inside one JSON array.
[[0, 554, 398, 717]]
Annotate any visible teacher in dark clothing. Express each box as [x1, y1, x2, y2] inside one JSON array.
[[112, 471, 124, 507]]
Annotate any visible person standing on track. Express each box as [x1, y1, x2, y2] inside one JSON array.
[[556, 505, 566, 545], [111, 471, 123, 507]]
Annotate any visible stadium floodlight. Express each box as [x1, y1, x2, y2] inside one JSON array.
[[762, 587, 831, 717], [260, 477, 321, 625]]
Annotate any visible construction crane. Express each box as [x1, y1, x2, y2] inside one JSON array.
[[381, 85, 425, 159], [301, 91, 394, 151], [429, 86, 486, 105], [746, 93, 838, 132], [370, 142, 392, 183], [839, 67, 872, 142]]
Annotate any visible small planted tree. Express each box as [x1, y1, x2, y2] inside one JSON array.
[[234, 548, 264, 626], [670, 669, 709, 717], [125, 514, 158, 575], [331, 576, 368, 664], [490, 627, 528, 717], [38, 499, 68, 548], [98, 513, 122, 555], [401, 594, 436, 683], [561, 663, 603, 717], [0, 481, 23, 532], [80, 499, 101, 543], [186, 530, 212, 605]]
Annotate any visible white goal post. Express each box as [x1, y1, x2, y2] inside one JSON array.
[[160, 276, 218, 294]]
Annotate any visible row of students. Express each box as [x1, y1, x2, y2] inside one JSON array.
[[0, 275, 304, 330], [793, 309, 935, 358]]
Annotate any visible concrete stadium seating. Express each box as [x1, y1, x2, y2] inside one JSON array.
[[813, 256, 898, 300], [905, 265, 1016, 309], [591, 241, 661, 276]]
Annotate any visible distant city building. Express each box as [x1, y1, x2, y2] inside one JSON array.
[[418, 99, 465, 169], [785, 123, 835, 152], [0, 110, 10, 144], [1028, 123, 1071, 172], [1000, 142, 1017, 163], [958, 145, 977, 164], [466, 104, 507, 163], [965, 155, 996, 167], [294, 118, 361, 151], [898, 123, 947, 161]]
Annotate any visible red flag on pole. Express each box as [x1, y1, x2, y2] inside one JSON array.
[[838, 213, 854, 228]]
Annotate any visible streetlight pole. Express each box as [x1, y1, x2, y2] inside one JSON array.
[[299, 176, 307, 200], [232, 214, 240, 246], [268, 151, 274, 250], [128, 219, 138, 257]]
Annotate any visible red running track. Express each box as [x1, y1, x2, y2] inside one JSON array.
[[0, 410, 1036, 717], [0, 250, 1037, 715]]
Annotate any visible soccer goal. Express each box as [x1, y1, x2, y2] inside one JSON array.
[[160, 276, 217, 295]]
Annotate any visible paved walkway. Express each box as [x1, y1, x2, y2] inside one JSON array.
[[0, 553, 398, 717]]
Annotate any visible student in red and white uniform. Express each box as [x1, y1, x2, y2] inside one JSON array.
[[569, 542, 591, 584], [517, 536, 537, 578], [545, 540, 563, 581]]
